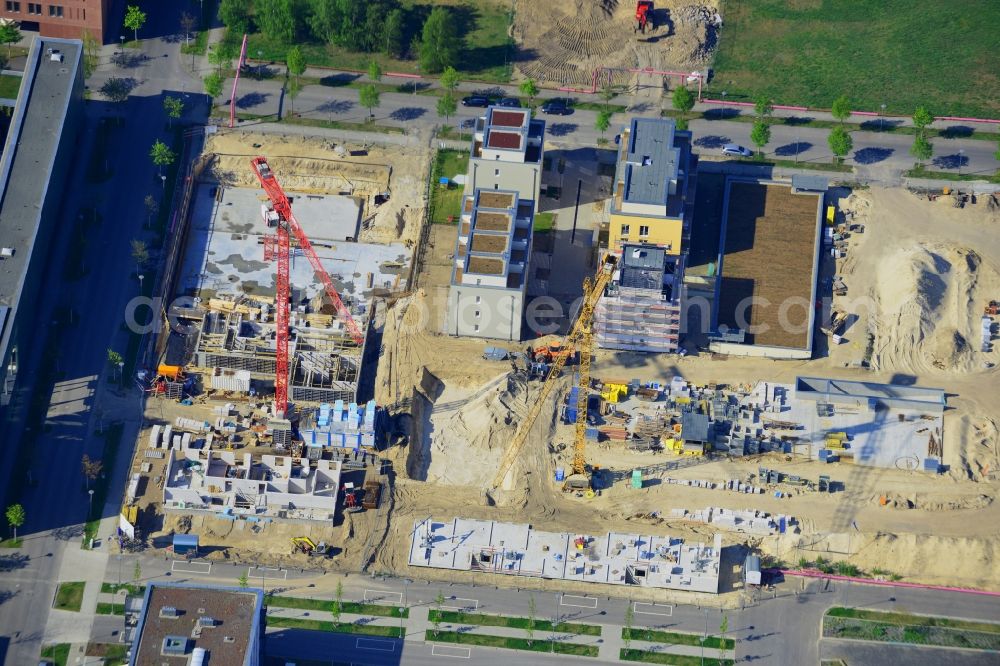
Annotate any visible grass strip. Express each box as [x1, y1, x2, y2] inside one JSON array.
[[429, 609, 601, 636], [85, 642, 129, 666], [267, 595, 408, 618], [724, 156, 853, 173], [428, 149, 470, 225], [81, 423, 124, 548], [40, 644, 70, 666], [622, 628, 735, 650], [96, 602, 124, 616], [427, 630, 598, 657], [0, 73, 22, 99], [53, 582, 85, 612], [534, 212, 555, 233], [100, 583, 146, 595], [905, 165, 1000, 183], [621, 648, 734, 665], [266, 615, 402, 637], [826, 607, 1000, 635], [0, 537, 23, 548]]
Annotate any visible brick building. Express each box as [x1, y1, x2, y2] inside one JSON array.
[[0, 0, 114, 43]]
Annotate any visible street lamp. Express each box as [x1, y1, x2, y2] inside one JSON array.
[[118, 361, 125, 387], [88, 489, 95, 517], [160, 174, 167, 191], [958, 148, 965, 175]]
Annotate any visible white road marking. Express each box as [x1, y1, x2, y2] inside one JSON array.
[[171, 560, 211, 574], [560, 594, 598, 609], [363, 588, 404, 605], [432, 645, 472, 659], [356, 638, 396, 652], [441, 597, 479, 611], [633, 602, 673, 617], [250, 566, 287, 580]]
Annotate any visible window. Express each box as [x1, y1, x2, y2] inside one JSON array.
[[494, 168, 500, 176], [474, 310, 481, 319], [49, 3, 62, 16], [639, 225, 650, 237], [5, 2, 20, 12], [26, 2, 39, 14], [620, 224, 630, 236], [474, 324, 480, 332], [475, 296, 481, 304], [494, 184, 499, 190]]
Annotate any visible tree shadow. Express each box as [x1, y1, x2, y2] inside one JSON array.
[[236, 92, 269, 109], [317, 100, 354, 115], [859, 118, 903, 132], [939, 125, 974, 139], [853, 147, 893, 164], [694, 135, 731, 149], [0, 553, 29, 572], [774, 142, 813, 157], [782, 116, 814, 126], [703, 107, 740, 120], [390, 107, 427, 121], [396, 81, 432, 93], [320, 73, 361, 88], [932, 153, 969, 169], [547, 122, 577, 137]]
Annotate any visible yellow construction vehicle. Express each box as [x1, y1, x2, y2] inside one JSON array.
[[291, 536, 317, 554], [490, 254, 618, 494]]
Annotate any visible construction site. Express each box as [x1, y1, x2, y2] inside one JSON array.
[[109, 107, 1000, 600]]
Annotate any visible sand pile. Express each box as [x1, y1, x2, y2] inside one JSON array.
[[872, 243, 991, 374], [514, 0, 721, 87]]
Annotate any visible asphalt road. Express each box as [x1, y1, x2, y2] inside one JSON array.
[[226, 78, 1000, 180]]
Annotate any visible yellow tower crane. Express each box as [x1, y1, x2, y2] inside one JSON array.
[[490, 254, 618, 493]]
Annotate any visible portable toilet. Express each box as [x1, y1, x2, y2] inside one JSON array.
[[631, 470, 642, 489], [172, 533, 199, 557]]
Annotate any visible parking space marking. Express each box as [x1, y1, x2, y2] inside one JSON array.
[[363, 589, 404, 605], [442, 597, 479, 611], [250, 566, 287, 580], [432, 645, 472, 659], [633, 602, 673, 617], [356, 638, 396, 652], [560, 594, 598, 608], [171, 560, 211, 574]]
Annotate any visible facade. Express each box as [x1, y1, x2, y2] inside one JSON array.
[[607, 117, 692, 254], [447, 107, 545, 340], [0, 0, 113, 42], [595, 244, 684, 352], [128, 583, 264, 666], [0, 38, 83, 428]]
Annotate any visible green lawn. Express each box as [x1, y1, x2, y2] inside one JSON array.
[[826, 607, 1000, 635], [427, 630, 599, 657], [724, 156, 853, 173], [247, 0, 514, 82], [429, 149, 470, 224], [621, 649, 734, 666], [40, 644, 70, 666], [53, 582, 85, 612], [179, 0, 216, 57], [100, 583, 146, 595], [0, 74, 21, 99], [429, 609, 602, 635], [622, 628, 735, 650], [96, 602, 124, 616], [823, 608, 1000, 651], [85, 642, 129, 666], [709, 0, 1000, 118], [905, 165, 1000, 183], [533, 212, 555, 233], [267, 595, 409, 618], [266, 615, 402, 637], [0, 537, 22, 548]]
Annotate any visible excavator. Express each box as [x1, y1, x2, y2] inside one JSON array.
[[490, 254, 618, 496], [635, 1, 656, 34]]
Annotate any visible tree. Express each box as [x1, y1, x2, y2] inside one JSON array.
[[143, 194, 158, 228], [238, 572, 249, 588], [910, 133, 933, 164], [5, 504, 25, 542], [912, 105, 934, 131], [179, 11, 197, 49], [163, 96, 184, 128], [131, 239, 149, 271], [750, 119, 771, 157], [754, 94, 773, 119], [124, 5, 147, 42], [419, 7, 459, 74], [623, 602, 635, 654], [599, 83, 616, 111], [440, 66, 460, 92], [218, 0, 251, 34], [81, 454, 103, 490], [107, 349, 123, 370], [367, 59, 382, 84], [203, 72, 223, 100], [82, 30, 99, 78], [286, 46, 305, 84], [672, 85, 695, 115], [208, 41, 236, 76], [720, 614, 729, 662], [519, 78, 539, 105], [132, 559, 142, 588], [596, 108, 612, 137], [0, 21, 22, 60], [150, 140, 176, 177], [359, 84, 380, 119], [285, 77, 301, 116], [256, 0, 297, 44], [332, 580, 343, 624], [99, 77, 132, 103], [437, 92, 457, 123], [831, 94, 851, 124], [828, 125, 853, 163], [384, 8, 406, 58], [526, 594, 536, 645], [432, 590, 444, 636]]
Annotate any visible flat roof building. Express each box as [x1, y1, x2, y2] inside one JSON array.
[[128, 583, 264, 666], [467, 106, 544, 202], [0, 0, 115, 43], [0, 37, 83, 421]]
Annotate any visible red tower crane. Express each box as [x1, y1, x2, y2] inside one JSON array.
[[250, 156, 365, 416]]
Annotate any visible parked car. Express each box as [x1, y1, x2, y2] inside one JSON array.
[[541, 98, 572, 115], [497, 97, 521, 108], [461, 95, 490, 108], [721, 144, 753, 157]]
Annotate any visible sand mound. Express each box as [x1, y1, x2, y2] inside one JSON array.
[[873, 243, 992, 374]]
